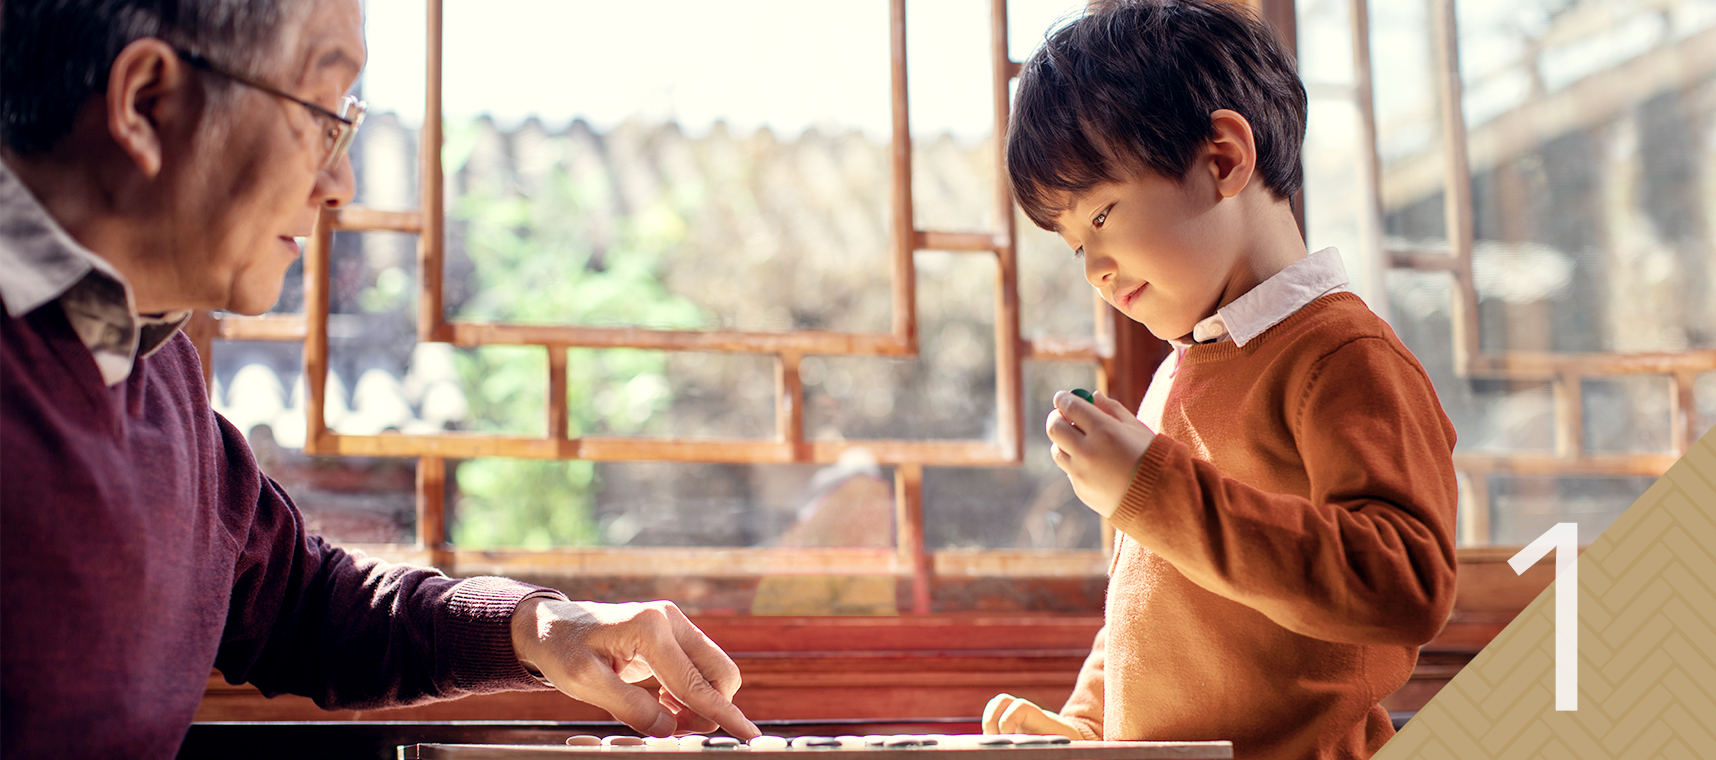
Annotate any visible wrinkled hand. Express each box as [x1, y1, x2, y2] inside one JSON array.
[[510, 597, 760, 739], [982, 693, 1083, 739], [1045, 389, 1156, 518]]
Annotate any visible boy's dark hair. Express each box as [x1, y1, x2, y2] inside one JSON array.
[[1007, 0, 1307, 230], [1, 0, 297, 155]]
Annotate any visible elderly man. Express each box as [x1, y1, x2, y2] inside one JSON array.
[[0, 0, 759, 756]]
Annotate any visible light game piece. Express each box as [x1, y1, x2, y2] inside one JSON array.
[[704, 736, 744, 750], [678, 736, 709, 749], [566, 735, 603, 746], [604, 736, 646, 747], [1007, 735, 1073, 746], [643, 737, 681, 749], [748, 736, 789, 750], [833, 736, 866, 749], [790, 736, 841, 750]]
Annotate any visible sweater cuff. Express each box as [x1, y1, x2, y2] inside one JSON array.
[[1067, 717, 1102, 742], [1109, 433, 1176, 529], [437, 576, 564, 693]]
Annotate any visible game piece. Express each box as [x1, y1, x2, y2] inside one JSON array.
[[1071, 388, 1094, 404], [703, 736, 744, 750], [748, 736, 788, 750], [1007, 735, 1072, 746], [565, 735, 602, 746], [882, 735, 938, 748], [789, 736, 841, 749], [833, 736, 866, 749], [678, 736, 709, 749], [643, 737, 681, 750], [604, 736, 646, 747]]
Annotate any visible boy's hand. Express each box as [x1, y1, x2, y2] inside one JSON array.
[[982, 693, 1084, 739], [1046, 390, 1156, 518]]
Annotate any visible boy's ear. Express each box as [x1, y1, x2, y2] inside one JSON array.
[[1204, 109, 1257, 200]]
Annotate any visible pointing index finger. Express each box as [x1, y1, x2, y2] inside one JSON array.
[[641, 613, 760, 739]]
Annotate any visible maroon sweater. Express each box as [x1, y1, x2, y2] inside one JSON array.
[[1, 303, 551, 758]]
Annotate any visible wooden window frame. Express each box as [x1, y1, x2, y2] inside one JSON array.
[[1343, 0, 1716, 544], [194, 0, 1176, 606], [198, 0, 1710, 588]]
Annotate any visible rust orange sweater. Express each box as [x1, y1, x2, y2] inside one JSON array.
[[1060, 292, 1459, 760]]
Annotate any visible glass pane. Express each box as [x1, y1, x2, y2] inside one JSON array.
[[651, 351, 776, 439], [212, 340, 307, 448], [1018, 209, 1099, 344], [1298, 0, 1391, 309], [276, 454, 417, 545], [1008, 0, 1086, 58], [912, 135, 998, 234], [924, 361, 1102, 550], [1583, 376, 1671, 454], [1297, 0, 1357, 87], [1381, 0, 1716, 354], [1698, 373, 1716, 442], [1371, 0, 1447, 243], [909, 0, 999, 233], [1487, 475, 1652, 545], [804, 252, 996, 440], [1453, 379, 1555, 454], [437, 0, 900, 335], [451, 459, 859, 550], [211, 338, 417, 544], [1386, 270, 1562, 455], [1303, 96, 1388, 308]]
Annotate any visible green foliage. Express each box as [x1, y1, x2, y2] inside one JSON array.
[[445, 119, 710, 549]]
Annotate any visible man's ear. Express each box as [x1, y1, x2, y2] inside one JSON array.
[[1204, 109, 1258, 200], [105, 38, 195, 179]]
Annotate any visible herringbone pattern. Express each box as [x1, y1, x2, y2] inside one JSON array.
[[1376, 431, 1716, 759]]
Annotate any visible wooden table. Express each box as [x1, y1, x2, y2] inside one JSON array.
[[398, 742, 1233, 760]]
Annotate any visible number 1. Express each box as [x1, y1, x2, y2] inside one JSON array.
[[1508, 522, 1578, 711]]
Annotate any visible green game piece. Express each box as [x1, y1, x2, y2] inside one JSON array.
[[1071, 388, 1095, 404]]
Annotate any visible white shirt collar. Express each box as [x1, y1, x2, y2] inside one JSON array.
[[1174, 247, 1349, 348], [0, 160, 188, 385]]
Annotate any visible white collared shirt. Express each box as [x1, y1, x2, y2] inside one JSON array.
[[1136, 247, 1350, 430], [0, 161, 188, 385]]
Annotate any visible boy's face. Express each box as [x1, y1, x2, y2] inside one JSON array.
[[1049, 167, 1246, 342]]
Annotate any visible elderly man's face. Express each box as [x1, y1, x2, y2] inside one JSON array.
[[178, 0, 365, 315]]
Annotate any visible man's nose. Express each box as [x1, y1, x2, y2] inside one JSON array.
[[314, 153, 357, 209]]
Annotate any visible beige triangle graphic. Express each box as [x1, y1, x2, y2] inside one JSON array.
[[1375, 428, 1716, 759]]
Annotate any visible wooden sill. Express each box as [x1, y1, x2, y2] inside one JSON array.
[[196, 551, 1558, 721]]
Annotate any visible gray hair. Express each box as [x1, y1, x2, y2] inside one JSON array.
[[2, 0, 307, 154]]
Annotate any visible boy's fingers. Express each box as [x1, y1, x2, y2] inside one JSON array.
[[1045, 410, 1084, 452], [1092, 390, 1134, 422], [982, 693, 1016, 734], [1054, 391, 1104, 433], [996, 697, 1045, 734]]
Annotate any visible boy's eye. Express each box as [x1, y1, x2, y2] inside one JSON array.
[[1093, 211, 1108, 228]]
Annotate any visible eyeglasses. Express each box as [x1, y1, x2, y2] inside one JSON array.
[[175, 49, 368, 171]]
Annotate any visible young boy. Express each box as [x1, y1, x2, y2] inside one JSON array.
[[981, 2, 1459, 758]]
